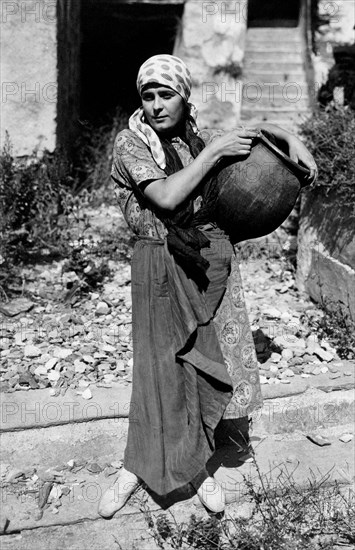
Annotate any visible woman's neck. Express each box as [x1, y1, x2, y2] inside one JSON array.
[[157, 120, 186, 142]]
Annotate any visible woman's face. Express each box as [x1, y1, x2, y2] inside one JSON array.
[[141, 85, 186, 135]]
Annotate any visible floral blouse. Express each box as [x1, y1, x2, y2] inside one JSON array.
[[111, 128, 224, 238]]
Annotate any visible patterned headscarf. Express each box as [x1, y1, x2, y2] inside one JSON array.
[[129, 54, 198, 170]]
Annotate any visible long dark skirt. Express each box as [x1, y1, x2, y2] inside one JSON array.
[[124, 232, 262, 495]]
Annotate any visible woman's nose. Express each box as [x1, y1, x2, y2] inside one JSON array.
[[153, 96, 163, 111]]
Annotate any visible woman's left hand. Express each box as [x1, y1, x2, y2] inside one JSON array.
[[288, 136, 318, 184]]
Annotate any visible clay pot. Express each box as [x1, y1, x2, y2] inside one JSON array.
[[212, 131, 310, 243]]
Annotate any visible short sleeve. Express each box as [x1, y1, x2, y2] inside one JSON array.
[[110, 129, 168, 237], [111, 129, 166, 191]]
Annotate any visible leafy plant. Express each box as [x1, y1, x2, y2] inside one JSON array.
[[301, 299, 355, 359], [0, 133, 77, 284], [213, 62, 242, 80], [0, 106, 130, 298], [300, 105, 355, 214]]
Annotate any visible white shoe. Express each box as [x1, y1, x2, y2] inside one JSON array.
[[196, 476, 225, 513], [98, 467, 140, 518]]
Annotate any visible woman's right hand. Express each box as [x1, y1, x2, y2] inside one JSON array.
[[210, 127, 259, 160]]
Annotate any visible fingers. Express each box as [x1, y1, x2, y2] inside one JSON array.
[[237, 137, 254, 145], [289, 144, 317, 182], [234, 125, 259, 133], [308, 166, 318, 183], [303, 155, 317, 182], [232, 129, 258, 139]]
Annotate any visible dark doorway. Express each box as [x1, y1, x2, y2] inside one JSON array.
[[247, 0, 301, 27], [80, 1, 184, 125]]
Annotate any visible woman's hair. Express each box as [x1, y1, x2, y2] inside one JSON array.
[[160, 110, 206, 177]]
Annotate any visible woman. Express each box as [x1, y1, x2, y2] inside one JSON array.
[[98, 54, 317, 517]]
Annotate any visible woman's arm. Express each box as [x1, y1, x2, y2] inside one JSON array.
[[144, 128, 258, 211], [256, 122, 318, 183]]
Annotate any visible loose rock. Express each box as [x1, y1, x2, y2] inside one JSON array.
[[284, 369, 295, 378], [81, 388, 92, 400], [24, 345, 42, 358], [306, 434, 331, 447], [281, 349, 293, 361], [0, 298, 34, 317], [53, 348, 72, 359], [313, 346, 334, 362], [96, 302, 110, 316], [339, 433, 353, 443]]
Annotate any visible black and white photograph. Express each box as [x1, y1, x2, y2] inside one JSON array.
[[0, 1, 354, 548]]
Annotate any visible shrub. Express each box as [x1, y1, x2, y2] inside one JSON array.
[[0, 107, 129, 298], [300, 105, 355, 215], [301, 300, 355, 360], [0, 133, 76, 265], [71, 106, 129, 198]]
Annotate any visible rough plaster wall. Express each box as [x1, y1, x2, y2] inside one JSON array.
[[174, 0, 247, 129], [0, 0, 57, 155]]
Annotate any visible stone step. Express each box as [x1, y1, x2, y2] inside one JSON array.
[[247, 28, 303, 41], [242, 109, 310, 122], [242, 96, 309, 110], [0, 373, 353, 547], [245, 42, 304, 52], [242, 82, 309, 91], [243, 122, 300, 134], [0, 384, 132, 433], [242, 102, 310, 111], [1, 424, 353, 547], [1, 372, 353, 469], [0, 418, 129, 470], [0, 516, 161, 550], [241, 114, 302, 125], [241, 111, 310, 126], [242, 83, 309, 101], [243, 72, 307, 84], [245, 51, 304, 63], [243, 61, 306, 72]]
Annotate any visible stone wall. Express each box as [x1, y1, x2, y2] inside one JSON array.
[[0, 0, 57, 155], [297, 190, 355, 318], [174, 0, 247, 129], [296, 1, 355, 319]]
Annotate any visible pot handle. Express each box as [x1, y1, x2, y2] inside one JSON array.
[[257, 130, 311, 186]]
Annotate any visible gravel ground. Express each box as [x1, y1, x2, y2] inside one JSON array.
[[0, 205, 350, 396]]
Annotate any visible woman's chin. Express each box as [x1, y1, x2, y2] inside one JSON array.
[[153, 122, 182, 138], [151, 122, 172, 133]]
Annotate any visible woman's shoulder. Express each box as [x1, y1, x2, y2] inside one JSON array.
[[113, 128, 147, 150], [112, 128, 166, 187], [112, 128, 153, 166]]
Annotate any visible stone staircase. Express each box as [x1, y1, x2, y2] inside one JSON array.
[[241, 27, 312, 132]]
